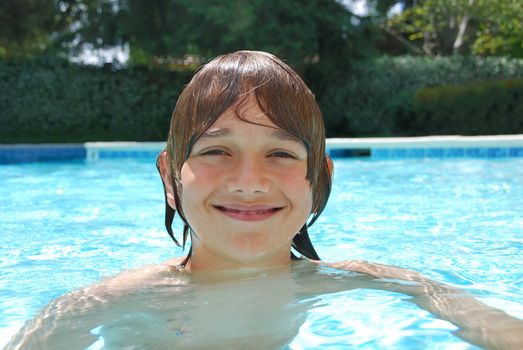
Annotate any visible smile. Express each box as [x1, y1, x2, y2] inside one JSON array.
[[213, 205, 283, 222]]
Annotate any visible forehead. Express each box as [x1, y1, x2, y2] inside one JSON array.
[[203, 120, 296, 144], [201, 99, 304, 144], [204, 114, 298, 142]]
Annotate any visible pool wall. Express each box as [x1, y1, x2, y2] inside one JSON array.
[[1, 135, 523, 163]]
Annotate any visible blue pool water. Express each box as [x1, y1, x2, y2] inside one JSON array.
[[1, 157, 522, 349]]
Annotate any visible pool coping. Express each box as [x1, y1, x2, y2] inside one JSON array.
[[1, 134, 523, 163], [327, 134, 523, 148]]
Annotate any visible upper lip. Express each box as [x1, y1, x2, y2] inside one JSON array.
[[213, 204, 284, 211]]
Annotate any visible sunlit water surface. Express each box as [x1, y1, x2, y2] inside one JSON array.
[[1, 157, 522, 349]]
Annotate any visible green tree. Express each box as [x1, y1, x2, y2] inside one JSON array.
[[385, 0, 523, 57], [70, 0, 375, 69], [1, 0, 377, 68], [0, 0, 79, 58], [472, 0, 523, 57]]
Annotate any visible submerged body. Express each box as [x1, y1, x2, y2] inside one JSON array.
[[7, 260, 351, 349], [7, 259, 523, 350]]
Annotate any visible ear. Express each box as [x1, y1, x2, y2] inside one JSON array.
[[326, 154, 334, 178], [158, 150, 177, 210]]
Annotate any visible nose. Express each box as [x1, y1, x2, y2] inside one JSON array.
[[226, 156, 271, 194]]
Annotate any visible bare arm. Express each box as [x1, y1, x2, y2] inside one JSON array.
[[328, 260, 523, 350], [5, 261, 183, 350]]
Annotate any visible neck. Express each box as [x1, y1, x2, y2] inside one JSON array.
[[187, 240, 293, 272]]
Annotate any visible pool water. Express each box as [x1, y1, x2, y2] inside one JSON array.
[[1, 157, 522, 349]]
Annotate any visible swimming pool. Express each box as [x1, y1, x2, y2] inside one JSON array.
[[1, 156, 522, 349]]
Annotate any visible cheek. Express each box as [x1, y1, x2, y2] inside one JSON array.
[[179, 163, 202, 213], [277, 166, 310, 190], [279, 170, 313, 213], [179, 162, 223, 212], [181, 161, 224, 184], [299, 185, 314, 217]]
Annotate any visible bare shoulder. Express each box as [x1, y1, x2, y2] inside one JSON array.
[[88, 256, 186, 293], [323, 259, 425, 282], [37, 257, 187, 313], [5, 258, 188, 349]]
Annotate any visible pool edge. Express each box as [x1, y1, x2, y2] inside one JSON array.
[[2, 134, 523, 163]]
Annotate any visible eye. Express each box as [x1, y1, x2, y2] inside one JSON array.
[[269, 150, 297, 159], [200, 148, 229, 156]]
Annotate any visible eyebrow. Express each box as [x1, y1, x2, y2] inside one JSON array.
[[269, 129, 302, 143], [201, 127, 301, 143], [201, 128, 230, 138]]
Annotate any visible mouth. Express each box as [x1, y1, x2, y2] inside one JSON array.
[[213, 205, 284, 222]]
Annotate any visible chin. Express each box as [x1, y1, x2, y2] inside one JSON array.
[[230, 233, 286, 255]]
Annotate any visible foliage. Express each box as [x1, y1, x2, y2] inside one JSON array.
[[0, 0, 83, 59], [317, 55, 523, 136], [407, 79, 523, 135], [0, 0, 375, 69], [2, 56, 523, 143], [472, 0, 523, 57], [0, 58, 192, 143], [2, 0, 522, 63], [386, 0, 523, 57]]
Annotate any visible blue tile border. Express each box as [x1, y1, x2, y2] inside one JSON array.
[[369, 147, 523, 160], [328, 148, 370, 158], [98, 150, 160, 159], [464, 148, 486, 158], [370, 149, 389, 159], [446, 148, 465, 157], [0, 145, 86, 164], [509, 147, 523, 157], [2, 143, 523, 164], [486, 148, 506, 158], [426, 148, 446, 158], [406, 149, 425, 158]]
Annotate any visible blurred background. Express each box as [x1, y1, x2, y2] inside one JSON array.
[[1, 0, 522, 143]]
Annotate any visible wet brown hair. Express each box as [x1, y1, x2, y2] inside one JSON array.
[[157, 50, 331, 265]]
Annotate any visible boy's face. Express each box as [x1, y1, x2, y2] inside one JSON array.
[[179, 98, 313, 271]]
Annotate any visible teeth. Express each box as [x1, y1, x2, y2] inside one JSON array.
[[217, 206, 278, 214]]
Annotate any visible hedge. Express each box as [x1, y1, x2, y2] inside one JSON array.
[[404, 79, 523, 135], [314, 55, 523, 136], [2, 55, 523, 143], [0, 58, 192, 143]]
